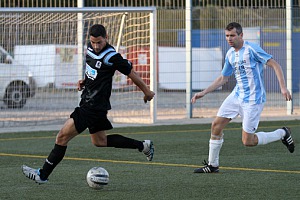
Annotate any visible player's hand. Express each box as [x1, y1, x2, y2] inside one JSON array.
[[143, 91, 155, 103], [191, 92, 205, 104], [281, 88, 292, 101], [77, 79, 85, 91]]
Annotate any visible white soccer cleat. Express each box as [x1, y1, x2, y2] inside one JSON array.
[[142, 140, 154, 161], [22, 165, 48, 184]]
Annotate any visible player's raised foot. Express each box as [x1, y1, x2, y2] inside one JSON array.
[[22, 165, 48, 184], [194, 160, 219, 173], [142, 140, 154, 161], [281, 127, 295, 153]]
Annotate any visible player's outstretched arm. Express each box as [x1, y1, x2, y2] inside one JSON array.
[[266, 59, 292, 101], [191, 75, 229, 104], [127, 69, 155, 103]]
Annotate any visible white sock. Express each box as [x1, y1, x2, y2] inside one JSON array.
[[255, 129, 285, 145], [208, 139, 223, 167]]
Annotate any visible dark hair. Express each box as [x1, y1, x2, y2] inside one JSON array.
[[89, 24, 107, 37], [225, 22, 243, 35]]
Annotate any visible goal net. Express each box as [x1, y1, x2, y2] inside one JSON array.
[[0, 7, 157, 129]]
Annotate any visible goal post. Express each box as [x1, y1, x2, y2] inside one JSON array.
[[0, 7, 157, 129]]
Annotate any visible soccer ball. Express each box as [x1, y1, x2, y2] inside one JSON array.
[[86, 167, 109, 189]]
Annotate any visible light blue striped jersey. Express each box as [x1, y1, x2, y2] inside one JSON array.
[[222, 41, 272, 104]]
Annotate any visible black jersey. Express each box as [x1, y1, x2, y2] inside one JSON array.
[[80, 42, 132, 111]]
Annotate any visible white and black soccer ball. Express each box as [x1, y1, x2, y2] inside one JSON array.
[[86, 167, 109, 189]]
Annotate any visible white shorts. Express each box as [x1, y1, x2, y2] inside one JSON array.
[[217, 92, 264, 134]]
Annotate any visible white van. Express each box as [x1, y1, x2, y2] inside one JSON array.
[[14, 45, 79, 89], [0, 46, 36, 108]]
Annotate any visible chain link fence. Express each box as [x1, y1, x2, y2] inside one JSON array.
[[0, 1, 299, 130]]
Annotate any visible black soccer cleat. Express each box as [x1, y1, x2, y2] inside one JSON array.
[[194, 160, 219, 173], [281, 127, 295, 153]]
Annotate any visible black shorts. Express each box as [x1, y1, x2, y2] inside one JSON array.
[[70, 107, 113, 134]]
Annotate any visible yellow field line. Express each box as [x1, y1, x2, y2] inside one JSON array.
[[1, 152, 299, 174], [0, 136, 57, 141], [1, 124, 299, 141]]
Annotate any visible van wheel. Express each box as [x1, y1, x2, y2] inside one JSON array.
[[4, 84, 27, 108]]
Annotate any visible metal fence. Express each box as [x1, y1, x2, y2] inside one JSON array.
[[1, 0, 300, 8], [0, 1, 300, 130]]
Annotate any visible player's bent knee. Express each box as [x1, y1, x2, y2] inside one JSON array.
[[55, 130, 75, 146], [91, 136, 107, 147], [242, 132, 258, 147], [55, 135, 69, 146], [211, 121, 219, 130], [242, 139, 257, 147], [92, 141, 107, 147]]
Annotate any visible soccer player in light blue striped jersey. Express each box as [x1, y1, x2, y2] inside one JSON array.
[[191, 22, 294, 173]]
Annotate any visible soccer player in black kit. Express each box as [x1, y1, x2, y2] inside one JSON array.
[[22, 24, 155, 184]]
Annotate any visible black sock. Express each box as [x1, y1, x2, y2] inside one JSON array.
[[39, 144, 67, 180], [107, 134, 144, 151]]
